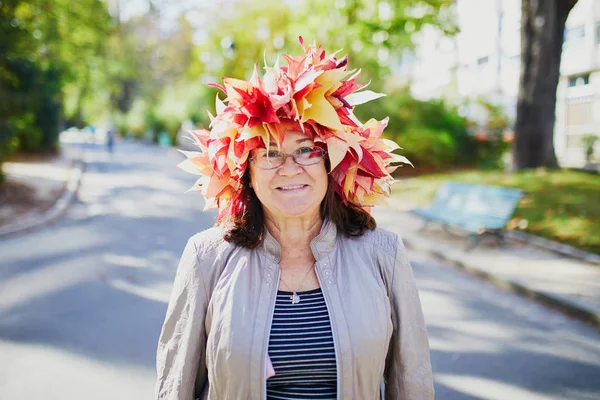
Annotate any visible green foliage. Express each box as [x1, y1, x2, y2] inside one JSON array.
[[582, 134, 598, 162], [156, 85, 194, 142], [354, 89, 472, 169], [92, 8, 201, 142], [399, 127, 457, 168], [112, 112, 129, 138], [1, 0, 462, 172], [125, 99, 150, 138], [0, 129, 18, 182], [292, 0, 457, 88], [354, 91, 513, 171], [179, 0, 458, 132], [197, 0, 294, 80], [0, 57, 62, 174], [0, 0, 112, 172], [466, 99, 511, 169], [143, 107, 161, 142], [13, 112, 43, 151]]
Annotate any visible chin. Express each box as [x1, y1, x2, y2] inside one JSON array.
[[268, 197, 321, 219], [273, 204, 318, 218]]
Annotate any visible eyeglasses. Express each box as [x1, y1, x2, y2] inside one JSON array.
[[250, 146, 328, 170]]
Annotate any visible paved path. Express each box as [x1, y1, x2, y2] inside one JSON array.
[[0, 141, 599, 399], [373, 200, 600, 328]]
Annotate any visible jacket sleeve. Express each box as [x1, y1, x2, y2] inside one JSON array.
[[155, 237, 209, 400], [383, 236, 434, 400]]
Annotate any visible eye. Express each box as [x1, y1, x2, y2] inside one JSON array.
[[296, 146, 315, 154], [257, 149, 280, 158]]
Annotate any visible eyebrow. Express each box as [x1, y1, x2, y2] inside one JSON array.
[[269, 138, 314, 147]]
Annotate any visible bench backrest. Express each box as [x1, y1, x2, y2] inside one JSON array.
[[432, 181, 524, 231]]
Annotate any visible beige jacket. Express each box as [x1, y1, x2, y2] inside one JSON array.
[[155, 222, 434, 400]]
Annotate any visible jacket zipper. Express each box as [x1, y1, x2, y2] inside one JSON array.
[[262, 266, 280, 399], [314, 261, 341, 400]]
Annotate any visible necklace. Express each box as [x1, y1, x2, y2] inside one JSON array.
[[279, 264, 315, 304]]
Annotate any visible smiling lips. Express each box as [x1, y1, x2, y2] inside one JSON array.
[[276, 184, 308, 191]]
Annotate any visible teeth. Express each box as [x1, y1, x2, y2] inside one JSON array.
[[279, 185, 305, 190]]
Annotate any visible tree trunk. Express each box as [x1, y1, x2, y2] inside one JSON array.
[[513, 0, 578, 170]]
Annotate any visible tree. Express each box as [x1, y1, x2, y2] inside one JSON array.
[[513, 0, 578, 170], [0, 0, 113, 143]]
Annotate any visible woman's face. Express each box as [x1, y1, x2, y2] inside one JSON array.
[[249, 130, 328, 222]]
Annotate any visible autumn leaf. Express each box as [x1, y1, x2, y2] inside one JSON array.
[[344, 90, 386, 106]]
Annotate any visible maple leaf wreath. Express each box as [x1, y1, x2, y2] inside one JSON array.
[[178, 37, 411, 223]]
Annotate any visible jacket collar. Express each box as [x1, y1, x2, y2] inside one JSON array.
[[262, 219, 337, 262]]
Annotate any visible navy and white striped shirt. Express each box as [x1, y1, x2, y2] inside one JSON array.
[[266, 288, 337, 400]]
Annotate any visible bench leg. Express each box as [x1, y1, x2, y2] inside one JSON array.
[[466, 231, 506, 251], [466, 234, 481, 251], [419, 220, 430, 232], [497, 232, 507, 248]]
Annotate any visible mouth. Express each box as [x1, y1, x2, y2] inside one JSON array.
[[276, 184, 309, 192]]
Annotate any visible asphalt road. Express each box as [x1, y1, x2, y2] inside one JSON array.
[[0, 141, 599, 400]]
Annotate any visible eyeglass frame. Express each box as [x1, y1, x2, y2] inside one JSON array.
[[249, 146, 328, 170]]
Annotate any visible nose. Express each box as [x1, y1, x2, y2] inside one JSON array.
[[278, 154, 302, 176]]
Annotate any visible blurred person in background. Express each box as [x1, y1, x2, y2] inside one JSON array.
[[155, 38, 433, 400], [106, 122, 116, 153]]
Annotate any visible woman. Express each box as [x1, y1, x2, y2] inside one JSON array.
[[156, 38, 434, 400]]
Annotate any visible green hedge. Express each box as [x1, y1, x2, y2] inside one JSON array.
[[355, 90, 507, 170], [1, 59, 63, 181]]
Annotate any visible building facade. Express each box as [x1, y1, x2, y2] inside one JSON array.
[[556, 0, 600, 167], [405, 0, 600, 167]]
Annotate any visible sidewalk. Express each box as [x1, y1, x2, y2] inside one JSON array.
[[373, 201, 600, 330], [0, 144, 82, 238]]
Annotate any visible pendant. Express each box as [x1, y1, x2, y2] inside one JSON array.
[[290, 292, 300, 304]]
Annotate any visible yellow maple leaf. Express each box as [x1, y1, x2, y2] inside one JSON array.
[[300, 68, 350, 129]]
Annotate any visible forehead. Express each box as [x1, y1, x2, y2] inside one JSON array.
[[267, 130, 314, 147]]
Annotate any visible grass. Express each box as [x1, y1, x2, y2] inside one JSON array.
[[391, 168, 600, 255]]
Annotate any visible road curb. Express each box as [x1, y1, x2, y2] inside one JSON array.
[[396, 201, 600, 267], [402, 235, 600, 331], [0, 148, 84, 239], [505, 230, 600, 266]]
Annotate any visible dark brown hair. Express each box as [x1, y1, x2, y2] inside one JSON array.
[[223, 167, 376, 249]]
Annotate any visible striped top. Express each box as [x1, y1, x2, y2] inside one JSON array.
[[266, 288, 337, 400]]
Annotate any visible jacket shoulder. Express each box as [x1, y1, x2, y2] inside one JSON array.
[[354, 227, 400, 257], [188, 226, 236, 258], [182, 227, 239, 296]]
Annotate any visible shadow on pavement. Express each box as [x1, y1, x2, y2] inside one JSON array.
[[0, 142, 214, 372], [413, 256, 600, 398]]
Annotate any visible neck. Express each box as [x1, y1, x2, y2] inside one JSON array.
[[264, 211, 323, 251]]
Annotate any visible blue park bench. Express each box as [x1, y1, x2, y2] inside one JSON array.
[[409, 181, 525, 250]]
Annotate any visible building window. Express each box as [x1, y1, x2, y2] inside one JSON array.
[[564, 25, 585, 46], [477, 56, 489, 66], [596, 22, 600, 43], [568, 74, 590, 87]]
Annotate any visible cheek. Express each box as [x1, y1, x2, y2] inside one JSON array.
[[313, 167, 329, 199], [248, 165, 257, 188], [248, 165, 271, 197]]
